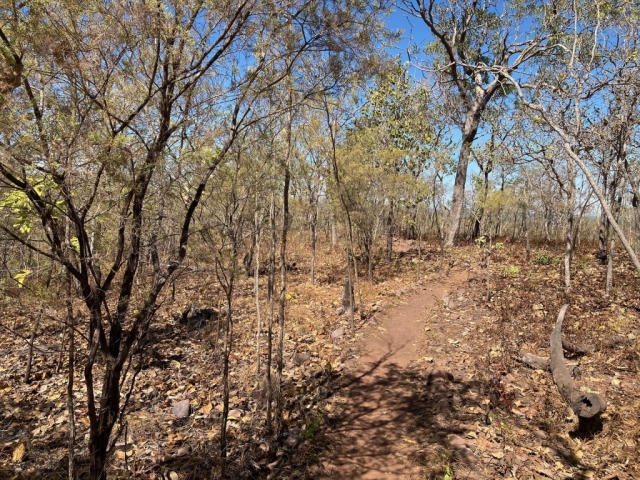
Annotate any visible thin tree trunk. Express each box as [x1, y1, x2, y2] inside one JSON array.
[[220, 289, 233, 468], [265, 193, 276, 431], [564, 158, 576, 291], [254, 202, 262, 376], [310, 202, 317, 283], [606, 237, 614, 294], [331, 219, 336, 249], [606, 175, 625, 294], [66, 272, 76, 480], [275, 96, 293, 433], [385, 201, 393, 261], [24, 307, 43, 383]]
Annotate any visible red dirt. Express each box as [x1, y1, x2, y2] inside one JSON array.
[[320, 270, 468, 479]]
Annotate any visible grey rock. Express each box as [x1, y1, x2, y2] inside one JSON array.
[[293, 352, 311, 366], [172, 399, 191, 419], [331, 327, 345, 340]]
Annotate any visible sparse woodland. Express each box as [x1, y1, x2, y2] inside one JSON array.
[[0, 1, 638, 479]]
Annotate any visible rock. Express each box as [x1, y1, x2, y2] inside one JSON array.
[[172, 399, 191, 419], [331, 328, 345, 340], [449, 435, 474, 462], [335, 307, 345, 316], [285, 428, 301, 449], [293, 352, 311, 366], [426, 369, 454, 385]]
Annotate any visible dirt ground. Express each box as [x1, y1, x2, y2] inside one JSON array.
[[0, 238, 639, 479]]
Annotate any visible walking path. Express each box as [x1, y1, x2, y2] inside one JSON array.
[[320, 270, 470, 479]]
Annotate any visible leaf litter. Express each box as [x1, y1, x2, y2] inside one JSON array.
[[0, 240, 638, 479]]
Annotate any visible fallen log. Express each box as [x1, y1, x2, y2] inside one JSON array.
[[562, 339, 595, 355], [520, 352, 550, 371], [550, 305, 607, 420]]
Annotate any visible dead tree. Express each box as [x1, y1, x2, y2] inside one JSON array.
[[550, 305, 606, 425]]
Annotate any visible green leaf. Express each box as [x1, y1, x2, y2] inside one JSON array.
[[13, 269, 32, 288]]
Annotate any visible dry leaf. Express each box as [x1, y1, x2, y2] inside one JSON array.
[[198, 401, 213, 414], [228, 409, 242, 420], [12, 443, 26, 463]]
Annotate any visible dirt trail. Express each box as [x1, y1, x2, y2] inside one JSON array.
[[320, 270, 468, 479]]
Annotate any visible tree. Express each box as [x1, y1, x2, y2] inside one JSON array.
[[402, 0, 552, 246], [360, 61, 433, 258]]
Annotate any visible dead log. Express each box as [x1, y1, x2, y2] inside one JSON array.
[[603, 335, 635, 349], [520, 351, 583, 377], [550, 304, 606, 420], [520, 352, 550, 371], [562, 339, 594, 355]]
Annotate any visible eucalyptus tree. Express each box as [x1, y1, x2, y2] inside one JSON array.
[[400, 0, 554, 246]]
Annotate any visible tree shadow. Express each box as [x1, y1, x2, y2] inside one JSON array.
[[279, 342, 487, 479]]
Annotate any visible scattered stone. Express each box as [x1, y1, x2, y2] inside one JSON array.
[[426, 369, 454, 385], [293, 352, 311, 366], [285, 428, 302, 449], [331, 328, 345, 340], [172, 399, 191, 419]]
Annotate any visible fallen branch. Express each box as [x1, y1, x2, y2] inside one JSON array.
[[520, 352, 550, 371], [562, 339, 594, 355], [550, 305, 606, 420]]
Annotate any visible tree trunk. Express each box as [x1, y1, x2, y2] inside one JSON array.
[[275, 80, 293, 433], [66, 272, 76, 480], [88, 362, 123, 480], [445, 108, 481, 246], [265, 194, 276, 431], [550, 305, 606, 421], [24, 308, 42, 384], [385, 200, 393, 261], [310, 202, 317, 283], [254, 203, 262, 376], [564, 158, 576, 291]]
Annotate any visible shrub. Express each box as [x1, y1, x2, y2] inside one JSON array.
[[534, 253, 553, 265], [504, 265, 520, 275]]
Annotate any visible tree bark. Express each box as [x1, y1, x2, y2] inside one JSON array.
[[66, 272, 76, 480], [564, 158, 576, 291], [385, 200, 394, 261], [445, 130, 475, 246]]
